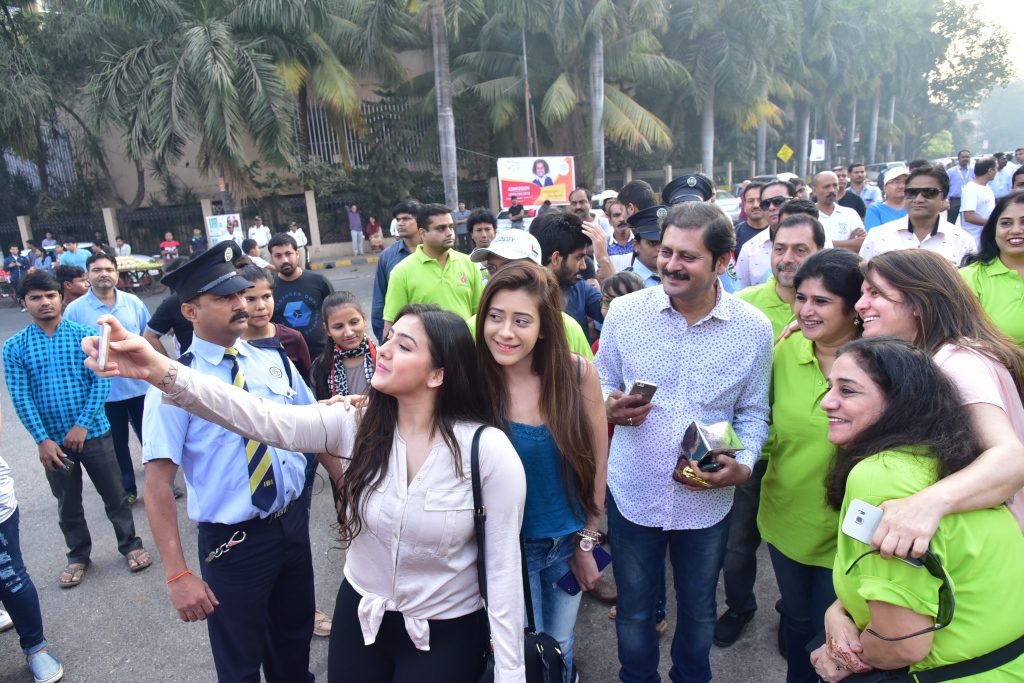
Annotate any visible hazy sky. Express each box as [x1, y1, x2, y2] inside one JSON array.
[[974, 0, 1024, 75]]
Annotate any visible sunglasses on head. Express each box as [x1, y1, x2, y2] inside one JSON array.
[[905, 187, 942, 199], [845, 548, 955, 641], [760, 196, 789, 210]]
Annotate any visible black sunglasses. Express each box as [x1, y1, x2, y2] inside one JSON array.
[[845, 548, 955, 641], [760, 196, 789, 210], [905, 187, 942, 199]]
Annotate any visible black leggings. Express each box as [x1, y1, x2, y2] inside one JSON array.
[[328, 580, 490, 683]]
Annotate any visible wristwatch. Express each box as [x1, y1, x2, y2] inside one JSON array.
[[576, 528, 602, 552]]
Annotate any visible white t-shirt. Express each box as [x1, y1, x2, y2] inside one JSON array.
[[0, 455, 17, 524], [960, 181, 996, 242], [289, 228, 308, 248], [817, 204, 865, 242]]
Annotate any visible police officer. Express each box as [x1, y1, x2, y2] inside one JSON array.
[[140, 241, 317, 682], [624, 205, 668, 288]]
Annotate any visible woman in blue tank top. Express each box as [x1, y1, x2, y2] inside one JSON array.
[[474, 261, 608, 681]]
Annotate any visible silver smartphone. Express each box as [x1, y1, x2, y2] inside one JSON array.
[[841, 499, 884, 545], [97, 322, 111, 371], [628, 381, 657, 404]]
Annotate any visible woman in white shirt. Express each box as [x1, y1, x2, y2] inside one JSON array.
[[86, 304, 528, 682]]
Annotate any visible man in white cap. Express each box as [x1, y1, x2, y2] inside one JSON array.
[[468, 230, 593, 359]]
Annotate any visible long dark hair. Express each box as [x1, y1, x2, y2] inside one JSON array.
[[310, 291, 365, 401], [474, 261, 598, 518], [962, 190, 1024, 267], [863, 250, 1024, 398], [337, 304, 493, 545], [825, 337, 980, 509]]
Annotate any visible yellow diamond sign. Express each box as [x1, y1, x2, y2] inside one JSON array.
[[777, 144, 794, 163]]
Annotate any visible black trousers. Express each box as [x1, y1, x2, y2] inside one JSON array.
[[198, 500, 315, 683], [43, 432, 142, 565], [328, 580, 489, 683], [947, 197, 961, 225], [721, 458, 769, 614], [104, 394, 145, 496]]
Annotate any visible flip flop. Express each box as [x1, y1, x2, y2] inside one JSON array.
[[58, 563, 88, 589], [126, 548, 152, 573], [314, 609, 333, 637]]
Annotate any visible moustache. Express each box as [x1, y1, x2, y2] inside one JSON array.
[[230, 311, 250, 323], [660, 269, 690, 281]]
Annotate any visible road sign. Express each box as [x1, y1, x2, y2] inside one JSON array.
[[777, 144, 794, 163], [809, 139, 825, 162]]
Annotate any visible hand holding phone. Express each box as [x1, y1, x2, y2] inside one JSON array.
[[842, 499, 884, 545], [628, 381, 657, 404], [557, 546, 612, 595], [97, 322, 112, 371]]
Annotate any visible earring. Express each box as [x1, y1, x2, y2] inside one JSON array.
[[854, 316, 862, 326]]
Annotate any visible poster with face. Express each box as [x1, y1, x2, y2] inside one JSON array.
[[497, 156, 575, 208], [205, 214, 242, 244]]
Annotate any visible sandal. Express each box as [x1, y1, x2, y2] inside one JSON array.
[[126, 548, 152, 573], [58, 562, 88, 589], [314, 609, 333, 637]]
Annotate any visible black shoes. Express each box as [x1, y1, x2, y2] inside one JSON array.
[[713, 608, 755, 647]]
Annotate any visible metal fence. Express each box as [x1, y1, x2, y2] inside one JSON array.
[[119, 204, 206, 255], [32, 212, 106, 245], [0, 221, 19, 250]]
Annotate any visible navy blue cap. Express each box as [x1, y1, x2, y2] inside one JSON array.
[[161, 240, 253, 302], [627, 204, 669, 241], [662, 174, 714, 205]]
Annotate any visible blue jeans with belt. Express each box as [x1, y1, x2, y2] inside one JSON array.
[[608, 494, 731, 683], [523, 533, 582, 682], [0, 507, 48, 655]]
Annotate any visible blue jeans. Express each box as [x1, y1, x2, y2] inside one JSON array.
[[768, 545, 836, 683], [608, 495, 731, 683], [0, 508, 48, 655], [523, 533, 582, 682]]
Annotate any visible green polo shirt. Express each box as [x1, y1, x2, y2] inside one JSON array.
[[961, 259, 1024, 346], [758, 331, 837, 567], [466, 312, 594, 360], [737, 277, 794, 340], [835, 449, 1024, 679], [383, 245, 485, 322]]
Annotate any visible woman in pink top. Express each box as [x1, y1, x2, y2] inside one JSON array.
[[823, 249, 1024, 671], [85, 305, 528, 683]]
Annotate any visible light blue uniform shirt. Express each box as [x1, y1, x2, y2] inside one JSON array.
[[64, 288, 152, 402], [629, 260, 661, 288], [141, 336, 316, 524]]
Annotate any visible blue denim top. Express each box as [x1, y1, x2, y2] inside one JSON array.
[[508, 421, 586, 539]]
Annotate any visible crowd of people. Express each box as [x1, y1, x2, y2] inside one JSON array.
[[1, 153, 1024, 683]]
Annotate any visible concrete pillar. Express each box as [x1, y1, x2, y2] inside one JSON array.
[[305, 190, 322, 248], [663, 165, 672, 187], [624, 168, 633, 183], [751, 160, 757, 178], [773, 159, 779, 175], [102, 207, 119, 247], [200, 198, 214, 244], [726, 162, 733, 189], [488, 177, 499, 212], [16, 215, 32, 246]]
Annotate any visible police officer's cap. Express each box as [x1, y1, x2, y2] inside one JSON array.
[[662, 174, 714, 205], [627, 204, 669, 241], [161, 240, 253, 303]]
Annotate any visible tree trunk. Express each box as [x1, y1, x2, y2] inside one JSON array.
[[522, 25, 534, 157], [429, 0, 459, 209], [34, 121, 50, 196], [127, 159, 146, 211], [867, 86, 880, 165], [884, 94, 896, 161], [700, 82, 715, 176], [589, 31, 605, 192], [756, 118, 767, 175], [846, 99, 857, 164], [797, 103, 810, 180]]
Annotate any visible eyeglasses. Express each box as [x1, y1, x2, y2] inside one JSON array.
[[760, 196, 789, 210], [905, 187, 942, 200], [845, 548, 955, 641]]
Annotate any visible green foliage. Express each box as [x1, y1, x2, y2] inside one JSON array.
[[921, 130, 954, 159]]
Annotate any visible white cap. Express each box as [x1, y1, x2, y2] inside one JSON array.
[[595, 189, 619, 204], [469, 230, 542, 265], [882, 165, 910, 186]]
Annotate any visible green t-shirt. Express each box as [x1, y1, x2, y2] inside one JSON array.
[[835, 449, 1024, 679], [758, 331, 837, 567], [382, 245, 484, 322], [960, 259, 1024, 346], [466, 312, 594, 360], [737, 277, 794, 340]]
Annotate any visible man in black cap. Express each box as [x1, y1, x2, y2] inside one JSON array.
[[662, 173, 715, 205], [141, 240, 318, 682]]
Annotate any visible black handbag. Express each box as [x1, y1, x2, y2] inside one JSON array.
[[470, 425, 569, 683]]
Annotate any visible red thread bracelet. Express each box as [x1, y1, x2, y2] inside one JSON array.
[[166, 569, 193, 584]]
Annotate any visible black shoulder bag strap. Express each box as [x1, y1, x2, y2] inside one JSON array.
[[470, 424, 539, 632]]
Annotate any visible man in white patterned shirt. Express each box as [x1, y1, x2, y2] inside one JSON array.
[[859, 165, 976, 266], [594, 202, 772, 683]]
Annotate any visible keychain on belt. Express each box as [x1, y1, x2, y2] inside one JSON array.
[[205, 530, 246, 563]]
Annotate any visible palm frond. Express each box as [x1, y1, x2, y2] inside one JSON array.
[[538, 71, 576, 126], [602, 86, 671, 151]]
